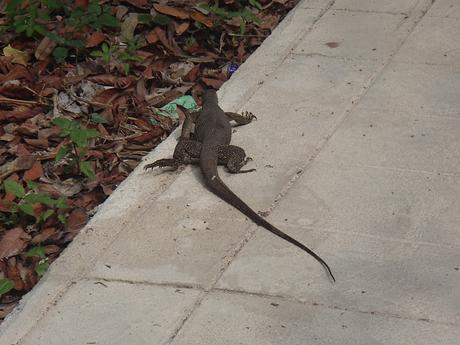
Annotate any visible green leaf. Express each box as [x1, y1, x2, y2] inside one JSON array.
[[0, 279, 14, 296], [58, 214, 66, 224], [18, 203, 35, 216], [90, 112, 108, 124], [26, 245, 46, 258], [52, 46, 69, 63], [35, 262, 49, 276], [4, 180, 25, 198], [152, 13, 172, 26], [70, 128, 99, 147], [249, 0, 263, 10], [138, 14, 152, 24], [55, 145, 70, 161], [99, 13, 120, 28], [41, 209, 54, 221], [64, 39, 85, 48], [55, 198, 70, 209], [80, 161, 96, 180], [24, 193, 56, 207], [27, 181, 39, 189], [90, 50, 104, 57]]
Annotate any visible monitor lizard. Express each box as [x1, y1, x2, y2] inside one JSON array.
[[144, 89, 335, 282]]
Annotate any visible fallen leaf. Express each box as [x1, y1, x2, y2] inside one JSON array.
[[146, 30, 159, 44], [130, 127, 164, 144], [66, 208, 88, 232], [3, 45, 30, 66], [175, 22, 190, 35], [0, 228, 31, 259], [35, 37, 56, 61], [6, 257, 24, 290], [153, 27, 184, 56], [86, 32, 105, 48], [23, 138, 48, 148], [153, 4, 190, 19], [31, 227, 59, 244], [121, 14, 139, 42], [23, 161, 43, 181], [190, 11, 213, 28], [201, 77, 224, 89], [124, 0, 149, 8]]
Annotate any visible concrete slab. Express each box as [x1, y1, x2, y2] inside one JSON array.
[[216, 165, 460, 324], [18, 280, 200, 345], [428, 0, 460, 18], [358, 61, 460, 117], [171, 291, 460, 345], [316, 107, 460, 173], [395, 15, 460, 65], [332, 0, 421, 13], [88, 170, 251, 286], [294, 10, 407, 60], [220, 55, 378, 210]]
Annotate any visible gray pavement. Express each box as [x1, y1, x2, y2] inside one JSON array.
[[1, 0, 460, 344]]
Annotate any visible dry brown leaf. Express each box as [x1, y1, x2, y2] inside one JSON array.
[[124, 0, 149, 8], [130, 127, 164, 144], [201, 77, 224, 89], [23, 138, 48, 148], [66, 208, 88, 232], [6, 257, 24, 290], [35, 37, 57, 61], [153, 4, 190, 19], [88, 75, 135, 89], [23, 161, 43, 181], [0, 228, 31, 259], [86, 32, 105, 48], [146, 30, 159, 44], [190, 11, 213, 28], [175, 22, 190, 35], [31, 227, 59, 244]]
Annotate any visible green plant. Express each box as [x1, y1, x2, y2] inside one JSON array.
[[90, 42, 115, 64], [2, 180, 69, 225], [26, 245, 49, 276], [198, 3, 261, 34], [53, 117, 99, 180], [0, 278, 14, 297], [64, 0, 119, 30], [4, 0, 119, 63]]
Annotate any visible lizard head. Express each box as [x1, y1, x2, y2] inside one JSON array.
[[202, 89, 218, 105]]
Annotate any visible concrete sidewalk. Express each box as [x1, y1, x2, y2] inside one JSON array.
[[2, 0, 460, 344]]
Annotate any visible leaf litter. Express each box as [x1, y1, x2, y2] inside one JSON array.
[[0, 0, 299, 321]]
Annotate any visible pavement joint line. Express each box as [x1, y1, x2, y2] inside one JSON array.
[[356, 107, 460, 121], [79, 277, 205, 291], [336, 163, 460, 177], [329, 8, 409, 16], [211, 287, 460, 328], [390, 59, 460, 67], [292, 51, 394, 62]]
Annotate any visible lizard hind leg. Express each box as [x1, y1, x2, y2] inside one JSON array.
[[144, 158, 180, 171], [219, 145, 256, 174]]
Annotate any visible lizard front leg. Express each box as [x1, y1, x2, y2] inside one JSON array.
[[144, 139, 202, 171], [225, 111, 257, 126], [218, 145, 256, 174]]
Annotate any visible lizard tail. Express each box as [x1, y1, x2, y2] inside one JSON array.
[[199, 146, 335, 282]]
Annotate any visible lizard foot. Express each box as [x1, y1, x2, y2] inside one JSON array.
[[144, 159, 179, 171]]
